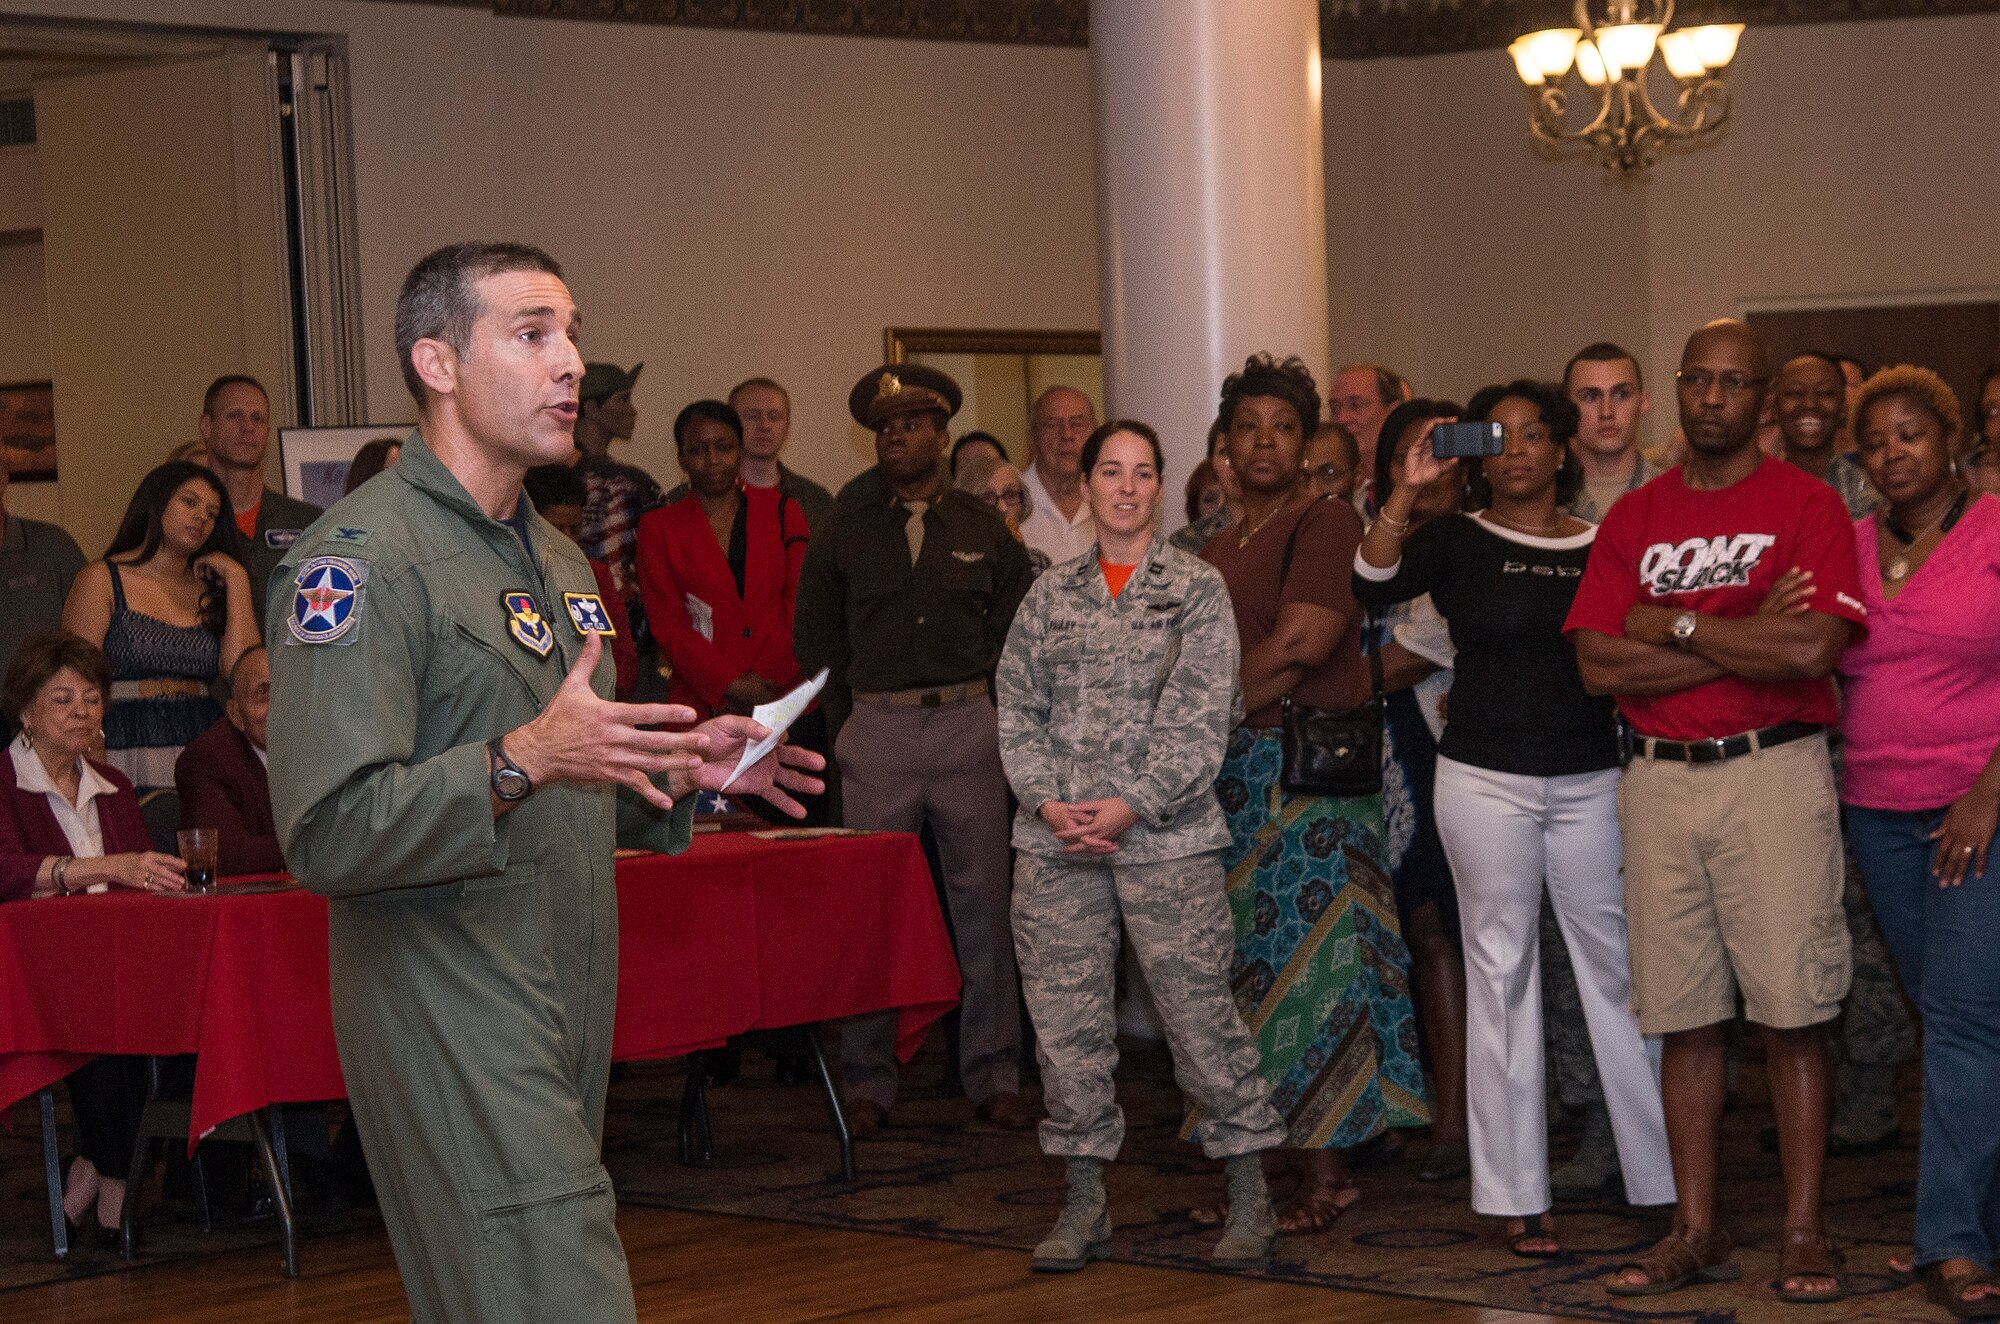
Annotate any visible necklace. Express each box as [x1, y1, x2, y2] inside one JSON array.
[[1236, 499, 1291, 548], [1880, 486, 1969, 581], [1482, 507, 1566, 537]]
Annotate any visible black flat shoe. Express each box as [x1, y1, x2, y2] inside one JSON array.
[[94, 1222, 123, 1253]]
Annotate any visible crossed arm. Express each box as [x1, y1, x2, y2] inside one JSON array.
[[1574, 568, 1852, 697]]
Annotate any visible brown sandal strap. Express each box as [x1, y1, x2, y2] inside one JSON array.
[[1614, 1230, 1705, 1286], [1778, 1227, 1844, 1281]]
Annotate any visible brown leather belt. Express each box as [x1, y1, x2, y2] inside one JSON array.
[[851, 681, 984, 708], [110, 678, 207, 700]]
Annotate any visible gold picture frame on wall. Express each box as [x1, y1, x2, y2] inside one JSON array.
[[883, 328, 1102, 467]]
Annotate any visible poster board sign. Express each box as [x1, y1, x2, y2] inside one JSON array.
[[279, 425, 410, 508]]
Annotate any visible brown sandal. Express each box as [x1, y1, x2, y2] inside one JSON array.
[[1606, 1223, 1740, 1297], [1273, 1182, 1360, 1234], [1773, 1226, 1845, 1304]]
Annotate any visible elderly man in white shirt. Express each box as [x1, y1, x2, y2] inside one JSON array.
[[1018, 385, 1098, 565]]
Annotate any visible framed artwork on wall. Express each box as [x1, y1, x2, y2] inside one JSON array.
[[0, 381, 57, 482], [279, 424, 412, 508]]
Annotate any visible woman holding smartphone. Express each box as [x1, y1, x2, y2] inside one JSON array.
[[1352, 380, 1674, 1256]]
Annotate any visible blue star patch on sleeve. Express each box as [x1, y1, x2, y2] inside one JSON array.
[[286, 556, 368, 645]]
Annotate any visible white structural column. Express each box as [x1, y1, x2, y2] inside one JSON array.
[[1089, 0, 1331, 511]]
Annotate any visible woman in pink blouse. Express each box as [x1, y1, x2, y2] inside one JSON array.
[[1838, 366, 2000, 1317]]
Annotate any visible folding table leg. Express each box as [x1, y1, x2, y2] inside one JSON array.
[[245, 1110, 298, 1278], [266, 1106, 294, 1206], [40, 1087, 69, 1261], [677, 1067, 713, 1166], [121, 1057, 165, 1261], [804, 1027, 855, 1183]]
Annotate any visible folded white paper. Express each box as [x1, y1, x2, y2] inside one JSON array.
[[722, 667, 829, 791]]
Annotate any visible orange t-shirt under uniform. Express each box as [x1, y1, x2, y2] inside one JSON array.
[[234, 503, 260, 539], [1099, 560, 1135, 598]]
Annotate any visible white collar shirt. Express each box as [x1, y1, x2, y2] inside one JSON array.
[[10, 732, 117, 861], [1019, 461, 1095, 565]]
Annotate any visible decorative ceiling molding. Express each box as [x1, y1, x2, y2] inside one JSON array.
[[488, 1, 1087, 47], [403, 0, 2000, 57], [1322, 1, 2000, 60]]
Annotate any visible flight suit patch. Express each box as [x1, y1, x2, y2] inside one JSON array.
[[503, 592, 555, 657], [286, 556, 367, 645], [562, 592, 616, 637], [325, 526, 372, 548]]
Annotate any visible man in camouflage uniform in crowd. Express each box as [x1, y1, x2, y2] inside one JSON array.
[[997, 526, 1283, 1273]]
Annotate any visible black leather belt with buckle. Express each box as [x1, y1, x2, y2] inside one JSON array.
[[1626, 720, 1822, 765]]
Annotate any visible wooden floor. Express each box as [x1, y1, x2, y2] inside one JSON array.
[[15, 1206, 1569, 1323]]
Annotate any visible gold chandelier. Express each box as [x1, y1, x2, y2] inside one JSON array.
[[1507, 1, 1744, 176]]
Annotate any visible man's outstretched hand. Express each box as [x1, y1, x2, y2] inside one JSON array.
[[504, 632, 708, 811], [676, 713, 827, 818]]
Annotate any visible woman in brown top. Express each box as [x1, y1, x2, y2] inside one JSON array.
[[1191, 354, 1430, 1233]]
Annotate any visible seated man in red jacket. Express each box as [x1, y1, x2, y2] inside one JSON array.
[[175, 643, 284, 875]]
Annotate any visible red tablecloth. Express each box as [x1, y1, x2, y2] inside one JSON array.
[[0, 832, 958, 1146]]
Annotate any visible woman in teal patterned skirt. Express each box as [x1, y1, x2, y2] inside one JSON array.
[[1191, 354, 1429, 1232]]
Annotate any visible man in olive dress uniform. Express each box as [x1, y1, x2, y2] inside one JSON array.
[[266, 241, 821, 1324]]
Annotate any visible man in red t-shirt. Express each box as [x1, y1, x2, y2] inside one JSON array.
[[1565, 320, 1866, 1305]]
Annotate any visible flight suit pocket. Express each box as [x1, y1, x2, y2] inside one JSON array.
[[474, 1161, 624, 1322], [458, 858, 536, 896]]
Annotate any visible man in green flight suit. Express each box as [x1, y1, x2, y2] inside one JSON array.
[[265, 241, 823, 1324]]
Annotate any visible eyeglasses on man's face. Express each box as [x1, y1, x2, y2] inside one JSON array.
[[981, 486, 1026, 511], [1674, 368, 1766, 396]]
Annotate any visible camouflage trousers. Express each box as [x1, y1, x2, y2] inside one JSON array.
[[1013, 851, 1285, 1161], [1540, 832, 1915, 1126]]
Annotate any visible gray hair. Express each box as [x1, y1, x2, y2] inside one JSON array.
[[394, 241, 564, 403], [954, 452, 1033, 522]]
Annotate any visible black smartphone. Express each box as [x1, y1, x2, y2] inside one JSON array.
[[1431, 421, 1504, 459]]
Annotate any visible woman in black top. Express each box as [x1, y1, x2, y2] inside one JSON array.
[[1353, 380, 1673, 1256]]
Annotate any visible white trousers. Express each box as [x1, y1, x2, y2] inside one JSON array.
[[1433, 756, 1676, 1216]]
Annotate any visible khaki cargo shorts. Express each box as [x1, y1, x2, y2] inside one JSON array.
[[1617, 732, 1852, 1035]]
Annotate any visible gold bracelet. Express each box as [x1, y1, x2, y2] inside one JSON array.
[[53, 856, 71, 895], [1373, 511, 1411, 534]]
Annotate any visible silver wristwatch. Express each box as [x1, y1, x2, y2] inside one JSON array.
[[1669, 611, 1699, 649], [488, 737, 534, 802]]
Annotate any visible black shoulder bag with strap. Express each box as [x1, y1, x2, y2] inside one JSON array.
[[1276, 497, 1385, 798]]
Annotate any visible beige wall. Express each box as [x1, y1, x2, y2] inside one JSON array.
[[2, 1, 1995, 524], [0, 0, 1100, 515], [1323, 13, 2000, 451]]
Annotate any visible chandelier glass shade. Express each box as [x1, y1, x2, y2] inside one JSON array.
[[1507, 1, 1744, 175]]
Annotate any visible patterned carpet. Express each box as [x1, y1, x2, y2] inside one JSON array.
[[608, 1038, 1932, 1324], [0, 1041, 1938, 1321]]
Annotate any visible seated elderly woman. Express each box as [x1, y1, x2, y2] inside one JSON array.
[[1, 631, 188, 1244]]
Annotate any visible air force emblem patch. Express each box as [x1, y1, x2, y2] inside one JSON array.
[[503, 592, 555, 658], [287, 557, 367, 645], [563, 591, 617, 637]]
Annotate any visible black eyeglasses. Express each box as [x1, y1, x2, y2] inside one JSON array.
[[1675, 369, 1766, 395]]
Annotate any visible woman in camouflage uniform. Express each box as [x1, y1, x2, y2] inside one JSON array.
[[998, 421, 1284, 1273]]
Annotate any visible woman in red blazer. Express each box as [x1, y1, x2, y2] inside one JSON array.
[[3, 631, 188, 1244], [637, 400, 808, 718]]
